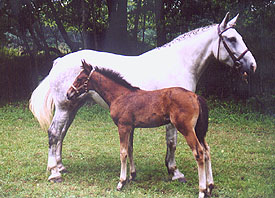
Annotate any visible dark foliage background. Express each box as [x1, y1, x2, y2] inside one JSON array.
[[0, 0, 274, 114]]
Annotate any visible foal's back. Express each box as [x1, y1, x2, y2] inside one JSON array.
[[110, 87, 200, 129]]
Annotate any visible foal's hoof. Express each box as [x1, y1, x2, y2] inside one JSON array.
[[198, 191, 206, 198], [129, 172, 136, 181], [207, 184, 214, 196], [117, 181, 126, 191]]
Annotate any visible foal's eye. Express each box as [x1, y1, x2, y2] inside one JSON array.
[[228, 37, 237, 43]]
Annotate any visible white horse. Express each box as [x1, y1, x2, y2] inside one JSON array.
[[29, 13, 256, 196]]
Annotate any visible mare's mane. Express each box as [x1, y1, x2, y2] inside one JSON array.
[[95, 67, 140, 91], [159, 24, 217, 49]]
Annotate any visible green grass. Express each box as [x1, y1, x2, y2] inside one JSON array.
[[0, 100, 274, 197]]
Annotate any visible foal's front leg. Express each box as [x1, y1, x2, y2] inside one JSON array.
[[117, 124, 132, 191], [128, 129, 136, 181]]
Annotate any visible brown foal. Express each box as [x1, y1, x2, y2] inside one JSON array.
[[67, 60, 214, 197]]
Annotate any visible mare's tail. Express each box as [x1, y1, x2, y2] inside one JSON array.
[[29, 75, 54, 131], [195, 96, 209, 144]]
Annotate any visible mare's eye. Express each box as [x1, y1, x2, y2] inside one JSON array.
[[228, 37, 236, 43], [77, 78, 82, 82]]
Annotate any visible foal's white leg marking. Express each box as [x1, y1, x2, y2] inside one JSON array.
[[195, 150, 206, 198], [205, 145, 214, 194], [117, 125, 131, 191], [165, 124, 186, 182], [117, 147, 128, 191], [199, 191, 206, 198]]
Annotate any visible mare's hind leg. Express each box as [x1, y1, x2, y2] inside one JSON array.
[[165, 123, 186, 182]]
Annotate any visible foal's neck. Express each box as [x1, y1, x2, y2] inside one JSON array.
[[89, 71, 134, 106]]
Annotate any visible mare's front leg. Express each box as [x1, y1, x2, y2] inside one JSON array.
[[47, 106, 79, 182], [117, 124, 132, 191], [165, 123, 186, 182]]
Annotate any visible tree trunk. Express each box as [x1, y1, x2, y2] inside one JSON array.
[[105, 0, 128, 54], [47, 1, 78, 51], [91, 0, 98, 50], [155, 0, 166, 47], [81, 0, 90, 49], [133, 0, 141, 47]]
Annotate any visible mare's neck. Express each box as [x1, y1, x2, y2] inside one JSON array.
[[154, 25, 217, 91], [180, 26, 217, 81], [89, 72, 133, 106]]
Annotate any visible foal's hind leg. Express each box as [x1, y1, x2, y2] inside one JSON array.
[[181, 129, 206, 198], [165, 123, 186, 182], [172, 116, 207, 197], [202, 140, 214, 195]]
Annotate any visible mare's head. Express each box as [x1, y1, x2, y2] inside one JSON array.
[[67, 60, 94, 100], [212, 12, 257, 80]]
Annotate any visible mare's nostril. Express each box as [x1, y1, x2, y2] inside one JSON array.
[[251, 64, 257, 73]]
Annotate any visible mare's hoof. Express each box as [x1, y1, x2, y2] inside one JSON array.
[[49, 177, 63, 183], [178, 177, 187, 183], [59, 169, 68, 174], [172, 174, 187, 183], [48, 172, 63, 183], [58, 166, 67, 173]]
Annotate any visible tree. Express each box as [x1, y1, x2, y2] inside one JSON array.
[[155, 0, 166, 46], [105, 0, 128, 54]]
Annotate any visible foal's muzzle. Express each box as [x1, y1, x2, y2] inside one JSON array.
[[67, 89, 77, 101]]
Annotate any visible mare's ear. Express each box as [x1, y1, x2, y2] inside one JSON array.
[[220, 12, 230, 30], [227, 13, 239, 27]]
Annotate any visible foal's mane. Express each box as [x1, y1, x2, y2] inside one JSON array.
[[95, 67, 140, 91], [159, 24, 217, 49]]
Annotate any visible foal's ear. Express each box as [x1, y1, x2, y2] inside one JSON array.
[[81, 59, 92, 72]]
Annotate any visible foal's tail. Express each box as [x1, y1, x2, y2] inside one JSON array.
[[29, 75, 54, 131], [195, 96, 209, 144]]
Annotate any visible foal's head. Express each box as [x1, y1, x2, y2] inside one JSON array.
[[67, 60, 94, 100]]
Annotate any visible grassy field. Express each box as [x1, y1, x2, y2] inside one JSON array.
[[0, 100, 274, 197]]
